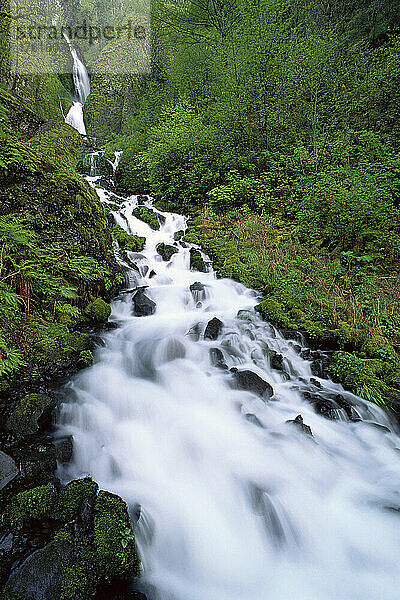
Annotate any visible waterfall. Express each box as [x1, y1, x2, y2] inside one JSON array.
[[64, 34, 90, 135], [57, 170, 400, 600]]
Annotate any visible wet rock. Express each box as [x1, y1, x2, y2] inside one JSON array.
[[209, 348, 228, 369], [0, 533, 13, 552], [16, 444, 58, 488], [310, 377, 322, 389], [279, 327, 304, 343], [288, 342, 301, 354], [286, 414, 313, 436], [0, 451, 19, 490], [269, 350, 284, 371], [6, 394, 54, 437], [156, 243, 178, 262], [230, 368, 274, 399], [245, 414, 264, 428], [186, 323, 202, 341], [190, 281, 205, 294], [189, 248, 207, 272], [133, 289, 156, 317], [163, 338, 186, 362], [53, 436, 73, 464], [302, 390, 355, 420], [174, 230, 185, 241], [4, 537, 74, 600], [204, 318, 223, 340]]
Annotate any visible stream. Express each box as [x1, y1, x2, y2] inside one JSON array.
[[60, 40, 400, 600], [56, 173, 400, 600]]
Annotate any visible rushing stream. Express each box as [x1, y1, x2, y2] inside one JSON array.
[[57, 168, 400, 600]]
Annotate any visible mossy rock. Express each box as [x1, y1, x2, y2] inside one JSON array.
[[189, 248, 207, 272], [94, 491, 141, 582], [84, 298, 112, 323], [58, 477, 98, 521], [255, 299, 289, 326], [133, 207, 160, 230], [156, 243, 178, 261], [6, 394, 53, 437], [112, 224, 145, 252], [7, 482, 58, 525], [3, 536, 74, 600]]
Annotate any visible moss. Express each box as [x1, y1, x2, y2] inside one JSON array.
[[156, 243, 178, 261], [78, 350, 94, 367], [6, 393, 52, 436], [84, 298, 112, 323], [29, 124, 83, 170], [53, 529, 74, 544], [61, 565, 91, 600], [133, 207, 160, 230], [58, 477, 98, 521], [189, 248, 207, 272], [112, 224, 145, 252], [94, 491, 141, 582], [8, 482, 57, 524]]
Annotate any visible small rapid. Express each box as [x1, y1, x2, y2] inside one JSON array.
[[58, 176, 400, 600]]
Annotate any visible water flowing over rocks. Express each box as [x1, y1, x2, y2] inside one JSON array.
[[132, 288, 156, 317], [46, 174, 400, 600], [204, 317, 223, 340], [230, 368, 274, 399]]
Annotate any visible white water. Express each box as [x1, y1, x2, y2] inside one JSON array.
[[58, 182, 400, 600], [109, 150, 123, 176], [84, 151, 105, 176], [64, 35, 90, 135]]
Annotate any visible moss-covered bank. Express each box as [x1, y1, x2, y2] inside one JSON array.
[[0, 91, 144, 600]]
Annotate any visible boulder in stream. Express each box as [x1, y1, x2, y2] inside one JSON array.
[[189, 248, 207, 272], [286, 414, 313, 436], [209, 348, 228, 369], [302, 390, 356, 420], [156, 243, 178, 261], [133, 289, 156, 316], [230, 368, 274, 399], [269, 350, 284, 371], [204, 317, 223, 340]]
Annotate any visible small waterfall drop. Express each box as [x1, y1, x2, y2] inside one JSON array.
[[64, 34, 90, 135], [58, 169, 400, 600]]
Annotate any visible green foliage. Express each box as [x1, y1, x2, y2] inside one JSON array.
[[329, 352, 388, 406], [141, 103, 231, 213], [0, 126, 120, 384], [29, 124, 83, 170]]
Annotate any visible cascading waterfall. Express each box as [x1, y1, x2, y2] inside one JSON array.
[[58, 169, 400, 600], [64, 34, 90, 135], [84, 151, 105, 177]]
